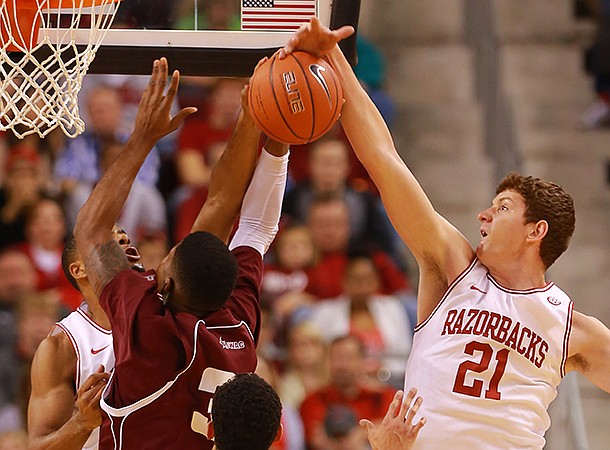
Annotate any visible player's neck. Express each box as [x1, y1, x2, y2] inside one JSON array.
[[486, 264, 547, 291]]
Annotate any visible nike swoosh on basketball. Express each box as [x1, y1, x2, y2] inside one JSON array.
[[309, 64, 332, 107], [470, 285, 488, 294], [91, 344, 110, 355]]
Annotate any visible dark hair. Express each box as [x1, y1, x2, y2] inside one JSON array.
[[212, 373, 282, 450], [173, 232, 238, 312], [61, 235, 81, 292], [496, 173, 575, 269], [330, 334, 366, 357]]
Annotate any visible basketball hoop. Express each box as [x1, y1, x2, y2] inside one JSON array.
[[0, 0, 121, 138]]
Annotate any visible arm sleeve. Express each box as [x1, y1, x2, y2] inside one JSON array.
[[229, 149, 289, 255]]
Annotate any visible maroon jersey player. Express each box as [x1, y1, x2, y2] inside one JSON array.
[[73, 58, 289, 449]]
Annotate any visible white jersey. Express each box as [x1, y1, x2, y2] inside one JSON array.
[[51, 302, 114, 450], [404, 259, 573, 450]]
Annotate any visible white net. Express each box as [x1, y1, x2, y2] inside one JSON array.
[[0, 0, 121, 138]]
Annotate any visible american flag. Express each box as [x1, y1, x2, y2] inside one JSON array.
[[241, 0, 317, 31]]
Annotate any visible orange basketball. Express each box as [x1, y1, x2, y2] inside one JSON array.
[[248, 51, 343, 145]]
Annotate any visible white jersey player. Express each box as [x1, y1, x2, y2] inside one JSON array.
[[404, 259, 572, 448], [280, 17, 610, 450], [28, 228, 141, 450], [49, 303, 114, 450]]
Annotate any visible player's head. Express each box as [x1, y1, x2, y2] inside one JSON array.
[[483, 173, 575, 270], [211, 373, 282, 450], [62, 226, 142, 292], [156, 231, 238, 314]]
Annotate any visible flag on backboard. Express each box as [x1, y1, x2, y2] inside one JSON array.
[[241, 0, 317, 31]]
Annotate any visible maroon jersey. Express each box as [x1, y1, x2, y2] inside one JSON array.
[[98, 246, 262, 450]]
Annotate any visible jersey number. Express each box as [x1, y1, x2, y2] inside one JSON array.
[[452, 341, 509, 400]]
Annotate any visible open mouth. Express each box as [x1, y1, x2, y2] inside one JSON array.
[[124, 246, 141, 262]]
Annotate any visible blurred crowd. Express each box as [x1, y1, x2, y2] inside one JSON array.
[[0, 2, 416, 449]]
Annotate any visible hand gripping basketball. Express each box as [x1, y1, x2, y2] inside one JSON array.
[[247, 51, 343, 145]]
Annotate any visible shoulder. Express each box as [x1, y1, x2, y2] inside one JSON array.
[[32, 332, 77, 387], [569, 311, 607, 355]]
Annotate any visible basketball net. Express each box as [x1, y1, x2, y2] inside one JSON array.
[[0, 0, 121, 138]]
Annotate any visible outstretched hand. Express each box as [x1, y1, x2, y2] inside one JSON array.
[[279, 17, 354, 59], [360, 388, 426, 450], [134, 58, 197, 145]]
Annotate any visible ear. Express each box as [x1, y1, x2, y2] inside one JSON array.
[[527, 220, 548, 242], [69, 261, 87, 284], [273, 423, 284, 443]]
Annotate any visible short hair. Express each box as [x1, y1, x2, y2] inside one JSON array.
[[62, 235, 81, 292], [496, 173, 576, 269], [212, 373, 282, 450], [173, 232, 238, 312], [330, 334, 366, 357]]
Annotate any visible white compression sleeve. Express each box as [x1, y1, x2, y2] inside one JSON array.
[[229, 149, 289, 255]]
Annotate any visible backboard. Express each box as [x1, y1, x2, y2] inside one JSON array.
[[38, 0, 361, 76]]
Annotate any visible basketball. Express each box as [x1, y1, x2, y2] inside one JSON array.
[[248, 51, 343, 145]]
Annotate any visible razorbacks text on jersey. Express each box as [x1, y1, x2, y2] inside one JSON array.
[[404, 258, 572, 450]]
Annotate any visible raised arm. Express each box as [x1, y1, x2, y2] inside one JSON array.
[[282, 19, 474, 320], [228, 137, 289, 255], [74, 59, 196, 297]]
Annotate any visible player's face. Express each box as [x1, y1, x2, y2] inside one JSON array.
[[112, 226, 141, 266], [476, 190, 531, 267], [155, 245, 176, 296]]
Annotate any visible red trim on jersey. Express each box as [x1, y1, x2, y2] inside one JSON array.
[[486, 274, 554, 295], [414, 258, 478, 333], [55, 323, 81, 387], [560, 300, 574, 378], [77, 307, 112, 334]]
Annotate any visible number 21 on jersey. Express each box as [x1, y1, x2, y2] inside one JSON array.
[[452, 341, 509, 400]]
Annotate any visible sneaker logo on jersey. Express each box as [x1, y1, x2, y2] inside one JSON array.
[[470, 284, 488, 294], [91, 344, 110, 355], [547, 296, 561, 306], [219, 337, 245, 350]]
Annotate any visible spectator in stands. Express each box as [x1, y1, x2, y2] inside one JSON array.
[[582, 0, 610, 128], [305, 195, 410, 300], [262, 224, 317, 345], [172, 140, 226, 243], [300, 335, 395, 450], [12, 198, 80, 310], [0, 292, 60, 433], [55, 135, 169, 245], [173, 0, 240, 30], [283, 137, 400, 262], [0, 146, 46, 250], [323, 404, 370, 450], [278, 322, 329, 411], [306, 255, 412, 387], [54, 85, 160, 229], [13, 292, 61, 426], [172, 78, 243, 242]]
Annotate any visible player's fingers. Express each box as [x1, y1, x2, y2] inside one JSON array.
[[386, 390, 405, 421], [165, 69, 180, 104], [78, 371, 109, 393], [406, 396, 423, 426], [400, 387, 418, 419], [412, 417, 427, 436], [280, 36, 298, 59], [333, 25, 355, 41], [169, 107, 198, 131], [358, 419, 374, 436], [253, 56, 268, 73]]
